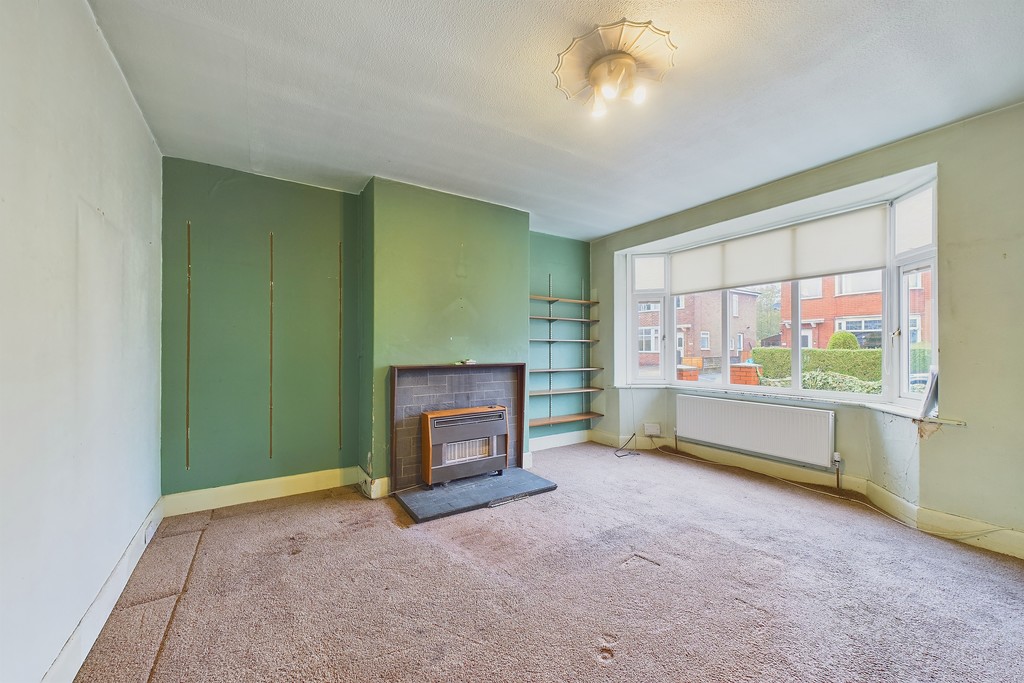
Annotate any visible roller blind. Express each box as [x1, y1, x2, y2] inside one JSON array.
[[671, 204, 887, 293]]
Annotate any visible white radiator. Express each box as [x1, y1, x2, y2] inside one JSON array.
[[675, 394, 835, 469]]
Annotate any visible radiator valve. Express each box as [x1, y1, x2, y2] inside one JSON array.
[[832, 451, 842, 466]]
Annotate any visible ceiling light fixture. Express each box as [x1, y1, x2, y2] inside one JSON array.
[[554, 19, 677, 119]]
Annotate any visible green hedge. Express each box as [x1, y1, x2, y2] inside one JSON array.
[[751, 347, 882, 381], [759, 370, 882, 394], [911, 346, 933, 374], [751, 348, 791, 378], [827, 331, 860, 349], [803, 349, 882, 381]]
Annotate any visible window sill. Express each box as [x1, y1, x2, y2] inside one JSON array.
[[615, 383, 966, 426]]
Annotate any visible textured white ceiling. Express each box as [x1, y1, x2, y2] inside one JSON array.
[[88, 0, 1024, 240]]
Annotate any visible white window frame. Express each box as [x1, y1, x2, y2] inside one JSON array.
[[731, 293, 740, 317], [628, 255, 669, 384], [699, 331, 710, 350], [891, 182, 938, 404], [615, 165, 937, 409]]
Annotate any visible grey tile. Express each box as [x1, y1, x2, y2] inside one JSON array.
[[396, 372, 428, 388]]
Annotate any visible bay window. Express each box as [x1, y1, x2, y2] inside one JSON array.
[[622, 170, 938, 409]]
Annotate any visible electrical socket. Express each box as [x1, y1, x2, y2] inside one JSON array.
[[643, 422, 661, 437]]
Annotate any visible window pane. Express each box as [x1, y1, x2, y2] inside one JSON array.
[[633, 255, 665, 291], [635, 299, 662, 379], [750, 282, 791, 388], [801, 272, 883, 394], [904, 266, 934, 395], [800, 278, 822, 298], [895, 186, 934, 254], [836, 269, 882, 295], [675, 290, 721, 384], [728, 287, 763, 385]]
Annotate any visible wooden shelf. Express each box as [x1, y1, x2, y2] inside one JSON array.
[[530, 295, 598, 305], [529, 367, 603, 373], [529, 387, 603, 397], [530, 279, 599, 431], [530, 315, 598, 323], [529, 411, 603, 428]]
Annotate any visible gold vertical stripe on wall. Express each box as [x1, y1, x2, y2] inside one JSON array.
[[344, 240, 348, 448], [185, 221, 192, 470], [269, 232, 275, 460]]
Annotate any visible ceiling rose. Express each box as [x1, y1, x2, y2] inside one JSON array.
[[554, 19, 677, 118]]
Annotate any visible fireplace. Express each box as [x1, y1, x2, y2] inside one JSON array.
[[421, 405, 508, 486], [390, 363, 525, 491]]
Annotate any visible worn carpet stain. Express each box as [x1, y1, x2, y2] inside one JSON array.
[[78, 444, 1024, 683]]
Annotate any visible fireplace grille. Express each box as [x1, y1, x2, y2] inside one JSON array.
[[443, 437, 491, 464], [421, 405, 508, 486]]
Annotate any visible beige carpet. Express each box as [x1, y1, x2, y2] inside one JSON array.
[[77, 444, 1024, 682]]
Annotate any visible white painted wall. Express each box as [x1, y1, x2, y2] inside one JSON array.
[[0, 1, 162, 681], [591, 104, 1024, 541]]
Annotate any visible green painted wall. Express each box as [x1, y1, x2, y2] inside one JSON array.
[[340, 192, 365, 469], [162, 158, 353, 494], [353, 179, 376, 475], [363, 179, 530, 479], [529, 232, 594, 438]]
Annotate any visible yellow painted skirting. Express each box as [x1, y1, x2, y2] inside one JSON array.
[[357, 472, 390, 499], [864, 480, 919, 525], [588, 432, 1023, 559], [163, 467, 364, 517], [917, 507, 1024, 560], [593, 430, 862, 492]]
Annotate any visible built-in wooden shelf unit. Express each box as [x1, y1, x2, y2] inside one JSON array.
[[529, 276, 602, 429]]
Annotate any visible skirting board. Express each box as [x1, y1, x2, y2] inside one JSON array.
[[43, 498, 164, 683], [592, 430, 1024, 560], [917, 507, 1024, 560], [590, 430, 861, 492], [163, 467, 364, 517], [528, 429, 589, 453], [358, 471, 390, 500]]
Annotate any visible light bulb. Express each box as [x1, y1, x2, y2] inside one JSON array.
[[591, 97, 607, 118], [600, 82, 619, 99], [630, 85, 647, 105]]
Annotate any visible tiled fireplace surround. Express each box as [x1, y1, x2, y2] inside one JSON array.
[[390, 363, 526, 492]]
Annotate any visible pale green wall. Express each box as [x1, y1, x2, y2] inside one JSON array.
[[162, 159, 352, 494], [364, 179, 530, 478], [1, 2, 162, 679], [591, 103, 1024, 530], [529, 232, 594, 438]]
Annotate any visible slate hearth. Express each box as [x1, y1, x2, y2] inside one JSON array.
[[390, 363, 526, 492]]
